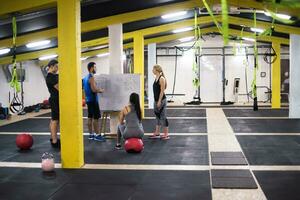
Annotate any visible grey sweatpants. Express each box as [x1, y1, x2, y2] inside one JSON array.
[[117, 124, 144, 143], [153, 98, 169, 127]]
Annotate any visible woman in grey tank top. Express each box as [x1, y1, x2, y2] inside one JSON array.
[[115, 93, 144, 149]]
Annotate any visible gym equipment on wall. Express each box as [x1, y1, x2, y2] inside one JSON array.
[[167, 47, 179, 103], [182, 8, 202, 105], [220, 47, 233, 105], [9, 16, 24, 114]]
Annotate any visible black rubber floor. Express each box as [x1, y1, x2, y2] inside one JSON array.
[[228, 119, 300, 133], [0, 118, 207, 133], [0, 167, 212, 200], [36, 109, 88, 117], [0, 135, 209, 165], [237, 135, 300, 165], [36, 108, 206, 118], [223, 109, 289, 117], [210, 152, 248, 165], [254, 171, 300, 200], [144, 109, 206, 117], [211, 169, 257, 189]]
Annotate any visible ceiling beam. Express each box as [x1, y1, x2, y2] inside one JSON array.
[[1, 0, 299, 49], [227, 0, 300, 17], [0, 0, 57, 16], [0, 0, 200, 48], [0, 25, 289, 65], [226, 16, 300, 35], [81, 16, 216, 48]]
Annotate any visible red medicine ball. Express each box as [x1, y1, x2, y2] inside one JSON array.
[[43, 99, 49, 105], [124, 138, 144, 153], [16, 133, 33, 150]]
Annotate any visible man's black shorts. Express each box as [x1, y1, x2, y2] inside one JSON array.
[[49, 97, 59, 120], [87, 101, 101, 119]]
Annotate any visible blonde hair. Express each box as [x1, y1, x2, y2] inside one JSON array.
[[153, 64, 167, 89]]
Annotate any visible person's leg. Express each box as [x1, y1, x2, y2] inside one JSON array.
[[50, 100, 60, 147], [88, 118, 93, 139], [93, 102, 105, 142], [50, 120, 59, 142], [160, 99, 170, 140], [150, 101, 161, 138], [115, 124, 125, 149], [87, 102, 94, 140]]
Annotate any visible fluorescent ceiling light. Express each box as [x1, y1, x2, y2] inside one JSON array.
[[242, 37, 255, 42], [26, 40, 51, 48], [0, 48, 10, 55], [250, 27, 264, 33], [178, 36, 194, 42], [80, 57, 88, 61], [97, 52, 109, 57], [39, 54, 58, 61], [264, 11, 291, 20], [276, 13, 291, 20], [264, 12, 271, 17], [161, 11, 187, 19], [172, 27, 193, 33]]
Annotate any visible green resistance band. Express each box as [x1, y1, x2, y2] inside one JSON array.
[[202, 0, 229, 45], [221, 0, 229, 45], [251, 10, 258, 99], [202, 0, 223, 34], [9, 16, 21, 93], [265, 9, 295, 24], [265, 0, 300, 8], [192, 9, 201, 89]]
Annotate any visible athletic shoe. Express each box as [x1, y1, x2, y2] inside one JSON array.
[[50, 138, 61, 148], [94, 134, 106, 142], [115, 144, 122, 150], [149, 134, 161, 139], [88, 133, 94, 140], [161, 135, 170, 140]]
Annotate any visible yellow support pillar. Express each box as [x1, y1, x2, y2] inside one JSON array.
[[133, 33, 145, 116], [57, 0, 84, 168], [272, 42, 281, 109]]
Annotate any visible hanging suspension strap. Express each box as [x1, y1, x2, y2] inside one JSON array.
[[251, 10, 258, 111], [193, 9, 201, 101], [9, 16, 23, 114], [202, 0, 229, 45]]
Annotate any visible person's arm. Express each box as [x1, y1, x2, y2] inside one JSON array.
[[157, 77, 166, 108], [89, 76, 104, 93], [119, 107, 128, 124], [54, 83, 59, 91]]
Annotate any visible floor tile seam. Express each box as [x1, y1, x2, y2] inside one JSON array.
[[207, 108, 267, 199], [0, 132, 208, 136], [2, 162, 300, 171]]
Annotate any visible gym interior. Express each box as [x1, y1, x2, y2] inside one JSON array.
[[0, 0, 300, 199]]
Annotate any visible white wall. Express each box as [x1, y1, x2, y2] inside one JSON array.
[[81, 56, 110, 78], [225, 50, 271, 103], [157, 49, 196, 103], [0, 61, 49, 107], [155, 38, 275, 103], [0, 67, 11, 107]]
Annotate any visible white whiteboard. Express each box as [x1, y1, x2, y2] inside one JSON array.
[[94, 74, 140, 111]]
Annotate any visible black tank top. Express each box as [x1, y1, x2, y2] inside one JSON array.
[[153, 75, 166, 102]]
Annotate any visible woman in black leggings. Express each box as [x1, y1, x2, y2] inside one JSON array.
[[149, 64, 169, 140]]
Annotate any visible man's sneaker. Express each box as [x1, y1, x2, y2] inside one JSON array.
[[50, 138, 60, 148], [88, 133, 94, 140], [115, 144, 122, 150], [94, 134, 106, 142]]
